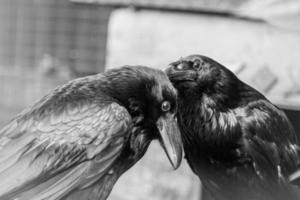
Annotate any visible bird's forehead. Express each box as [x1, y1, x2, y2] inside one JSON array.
[[168, 55, 209, 71], [150, 81, 177, 102], [183, 55, 203, 62], [151, 84, 163, 101]]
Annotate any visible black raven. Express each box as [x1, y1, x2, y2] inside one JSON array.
[[166, 55, 300, 200], [0, 66, 182, 200]]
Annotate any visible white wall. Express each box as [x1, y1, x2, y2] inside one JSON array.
[[106, 9, 300, 106]]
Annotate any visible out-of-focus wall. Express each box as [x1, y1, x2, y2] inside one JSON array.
[[106, 8, 300, 105], [0, 0, 110, 73], [0, 0, 111, 126]]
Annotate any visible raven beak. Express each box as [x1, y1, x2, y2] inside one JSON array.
[[156, 114, 182, 169]]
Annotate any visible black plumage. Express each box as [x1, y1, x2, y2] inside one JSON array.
[[0, 66, 182, 200], [166, 55, 300, 200]]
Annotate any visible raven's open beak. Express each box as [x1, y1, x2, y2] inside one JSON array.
[[156, 114, 182, 169]]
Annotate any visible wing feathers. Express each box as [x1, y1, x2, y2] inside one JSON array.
[[10, 162, 89, 200], [0, 146, 46, 197], [239, 100, 300, 179], [0, 133, 35, 162], [30, 164, 88, 200], [0, 102, 131, 199]]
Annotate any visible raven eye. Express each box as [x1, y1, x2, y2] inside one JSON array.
[[193, 62, 201, 70], [175, 62, 189, 70], [161, 101, 171, 112]]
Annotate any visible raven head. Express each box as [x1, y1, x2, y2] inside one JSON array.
[[104, 66, 183, 169], [166, 55, 240, 110]]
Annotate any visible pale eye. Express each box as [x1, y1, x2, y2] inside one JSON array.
[[175, 62, 190, 70], [193, 62, 201, 70], [161, 101, 171, 112]]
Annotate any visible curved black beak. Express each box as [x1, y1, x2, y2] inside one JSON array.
[[156, 113, 182, 169]]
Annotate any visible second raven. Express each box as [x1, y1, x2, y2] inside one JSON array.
[[166, 55, 300, 200], [0, 66, 182, 200]]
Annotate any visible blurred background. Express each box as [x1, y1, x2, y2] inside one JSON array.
[[0, 0, 300, 199]]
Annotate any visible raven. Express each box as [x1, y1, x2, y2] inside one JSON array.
[[166, 55, 300, 200], [0, 66, 182, 200]]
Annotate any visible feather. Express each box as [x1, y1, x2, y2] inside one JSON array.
[[0, 101, 132, 200]]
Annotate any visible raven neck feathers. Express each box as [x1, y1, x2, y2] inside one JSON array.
[[179, 99, 241, 150], [178, 77, 266, 152]]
